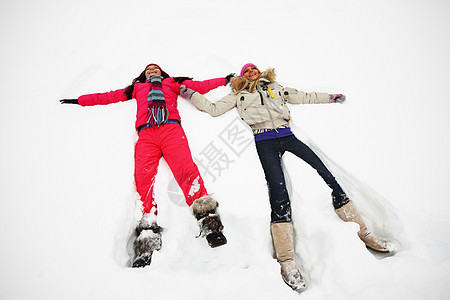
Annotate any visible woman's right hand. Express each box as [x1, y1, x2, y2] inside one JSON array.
[[59, 99, 79, 104]]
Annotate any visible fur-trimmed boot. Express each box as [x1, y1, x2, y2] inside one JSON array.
[[191, 195, 227, 248], [335, 200, 393, 253], [270, 222, 306, 292], [132, 213, 162, 268]]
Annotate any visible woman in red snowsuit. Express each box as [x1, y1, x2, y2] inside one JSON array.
[[61, 63, 231, 267]]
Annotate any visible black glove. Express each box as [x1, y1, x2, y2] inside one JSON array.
[[225, 73, 236, 84], [60, 99, 79, 104]]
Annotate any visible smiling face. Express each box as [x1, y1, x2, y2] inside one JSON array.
[[145, 64, 162, 78], [243, 66, 260, 81]]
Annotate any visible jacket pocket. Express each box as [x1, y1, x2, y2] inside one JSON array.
[[281, 87, 302, 103], [237, 95, 270, 126]]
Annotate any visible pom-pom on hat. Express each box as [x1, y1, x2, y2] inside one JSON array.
[[240, 63, 260, 77]]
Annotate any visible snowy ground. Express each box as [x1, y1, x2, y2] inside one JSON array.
[[1, 0, 450, 299]]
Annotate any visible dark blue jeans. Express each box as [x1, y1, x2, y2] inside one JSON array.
[[255, 134, 349, 223]]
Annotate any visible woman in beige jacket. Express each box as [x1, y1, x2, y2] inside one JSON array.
[[181, 63, 393, 291]]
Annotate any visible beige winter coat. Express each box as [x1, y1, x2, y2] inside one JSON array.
[[190, 69, 331, 130]]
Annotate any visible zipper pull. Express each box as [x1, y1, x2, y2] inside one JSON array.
[[267, 87, 275, 98]]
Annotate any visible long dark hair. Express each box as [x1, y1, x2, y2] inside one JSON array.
[[124, 68, 192, 100]]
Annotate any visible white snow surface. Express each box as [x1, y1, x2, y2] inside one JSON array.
[[1, 0, 450, 299]]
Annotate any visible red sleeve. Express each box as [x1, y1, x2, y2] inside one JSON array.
[[78, 88, 128, 106], [183, 78, 227, 94]]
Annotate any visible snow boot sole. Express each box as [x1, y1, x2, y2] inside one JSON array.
[[132, 252, 153, 268], [206, 231, 227, 248]]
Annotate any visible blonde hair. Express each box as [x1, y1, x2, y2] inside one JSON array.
[[230, 76, 260, 94]]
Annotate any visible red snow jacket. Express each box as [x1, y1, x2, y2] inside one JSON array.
[[78, 77, 226, 130]]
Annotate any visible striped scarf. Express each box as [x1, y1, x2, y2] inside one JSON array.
[[146, 75, 169, 126]]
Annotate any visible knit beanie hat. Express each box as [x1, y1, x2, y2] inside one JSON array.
[[240, 63, 260, 77], [145, 63, 170, 79]]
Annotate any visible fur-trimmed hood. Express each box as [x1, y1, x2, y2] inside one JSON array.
[[230, 68, 276, 93]]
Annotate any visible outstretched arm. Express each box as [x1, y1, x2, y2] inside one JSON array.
[[282, 87, 345, 104], [78, 89, 128, 106], [60, 89, 128, 106], [183, 77, 227, 95], [180, 85, 236, 117]]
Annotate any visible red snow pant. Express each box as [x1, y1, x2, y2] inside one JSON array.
[[134, 123, 208, 214]]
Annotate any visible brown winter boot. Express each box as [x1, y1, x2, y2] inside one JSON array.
[[270, 222, 306, 292], [191, 195, 227, 248], [335, 201, 393, 253]]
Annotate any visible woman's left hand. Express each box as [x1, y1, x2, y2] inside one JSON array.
[[330, 94, 346, 103], [225, 73, 236, 84]]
